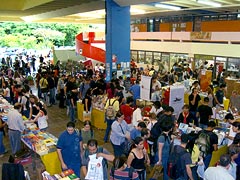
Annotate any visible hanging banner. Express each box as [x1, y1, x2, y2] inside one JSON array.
[[169, 85, 185, 116], [140, 75, 152, 101]]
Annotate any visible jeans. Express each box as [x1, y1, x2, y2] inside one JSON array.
[[0, 131, 6, 154], [111, 141, 125, 157], [162, 155, 169, 180], [191, 165, 199, 180], [137, 169, 146, 180], [8, 129, 21, 154], [69, 103, 75, 122], [190, 111, 198, 126], [49, 88, 56, 105], [204, 154, 212, 169], [103, 118, 115, 142]]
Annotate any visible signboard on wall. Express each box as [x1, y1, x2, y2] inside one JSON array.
[[190, 32, 212, 40]]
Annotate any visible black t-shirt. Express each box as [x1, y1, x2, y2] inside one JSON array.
[[198, 105, 213, 125], [175, 145, 192, 179], [83, 95, 92, 111], [233, 133, 240, 144], [189, 94, 201, 111], [199, 130, 218, 154]]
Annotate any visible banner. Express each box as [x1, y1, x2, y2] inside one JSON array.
[[140, 75, 152, 101], [169, 85, 185, 116]]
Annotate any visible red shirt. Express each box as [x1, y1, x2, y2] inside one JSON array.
[[162, 89, 170, 105], [120, 104, 134, 124]]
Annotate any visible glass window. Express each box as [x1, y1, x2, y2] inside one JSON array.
[[227, 58, 240, 76], [131, 51, 138, 62], [161, 53, 170, 73], [145, 51, 153, 65], [138, 51, 145, 64], [216, 56, 227, 77], [194, 55, 215, 69]]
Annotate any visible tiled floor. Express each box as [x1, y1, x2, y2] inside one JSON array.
[[0, 102, 113, 180]]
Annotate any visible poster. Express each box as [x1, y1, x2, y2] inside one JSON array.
[[169, 85, 184, 116], [140, 75, 152, 101]]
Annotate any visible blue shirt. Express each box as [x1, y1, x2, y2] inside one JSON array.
[[110, 120, 130, 145], [130, 128, 141, 140], [130, 84, 140, 100], [57, 130, 82, 165]]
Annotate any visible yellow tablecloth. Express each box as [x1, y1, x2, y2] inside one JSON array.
[[40, 151, 62, 175], [77, 101, 106, 129], [209, 145, 228, 167]]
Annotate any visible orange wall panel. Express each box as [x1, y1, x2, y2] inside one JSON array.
[[186, 22, 193, 32], [160, 23, 171, 32], [201, 20, 240, 32], [138, 24, 147, 32]]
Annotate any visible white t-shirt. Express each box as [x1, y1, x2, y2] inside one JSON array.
[[4, 87, 10, 98], [152, 80, 161, 91], [228, 125, 237, 146], [132, 108, 142, 127], [150, 106, 163, 116]]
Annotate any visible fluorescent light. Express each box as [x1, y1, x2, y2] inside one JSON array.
[[130, 8, 146, 14], [155, 3, 181, 10], [197, 0, 221, 7]]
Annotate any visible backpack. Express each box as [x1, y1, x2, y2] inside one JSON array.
[[105, 99, 117, 120], [84, 147, 108, 180], [167, 146, 188, 179], [111, 166, 134, 180], [196, 131, 211, 158]]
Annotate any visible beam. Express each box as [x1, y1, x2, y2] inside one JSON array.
[[21, 0, 105, 22]]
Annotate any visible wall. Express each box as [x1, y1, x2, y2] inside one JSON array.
[[201, 20, 240, 32], [131, 41, 240, 58], [132, 20, 240, 32]]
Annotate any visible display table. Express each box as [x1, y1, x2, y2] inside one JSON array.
[[77, 101, 106, 129], [209, 145, 228, 167], [21, 129, 61, 175]]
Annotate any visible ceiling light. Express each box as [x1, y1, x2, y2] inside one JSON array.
[[155, 3, 181, 11], [130, 8, 146, 14], [197, 0, 221, 7]]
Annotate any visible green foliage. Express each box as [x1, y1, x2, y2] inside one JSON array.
[[0, 22, 89, 49]]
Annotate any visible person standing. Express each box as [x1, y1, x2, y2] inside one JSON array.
[[188, 88, 201, 126], [110, 112, 131, 157], [204, 154, 234, 180], [81, 139, 114, 180], [57, 122, 83, 177], [57, 74, 66, 108], [129, 80, 141, 105], [197, 97, 213, 129], [103, 94, 120, 143], [0, 118, 7, 157], [7, 103, 25, 154]]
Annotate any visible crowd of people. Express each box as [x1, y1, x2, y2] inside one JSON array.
[[0, 56, 240, 180]]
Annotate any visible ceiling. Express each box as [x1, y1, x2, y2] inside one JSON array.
[[0, 0, 240, 24]]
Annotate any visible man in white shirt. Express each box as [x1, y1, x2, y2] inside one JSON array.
[[132, 104, 144, 127], [204, 154, 234, 180]]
